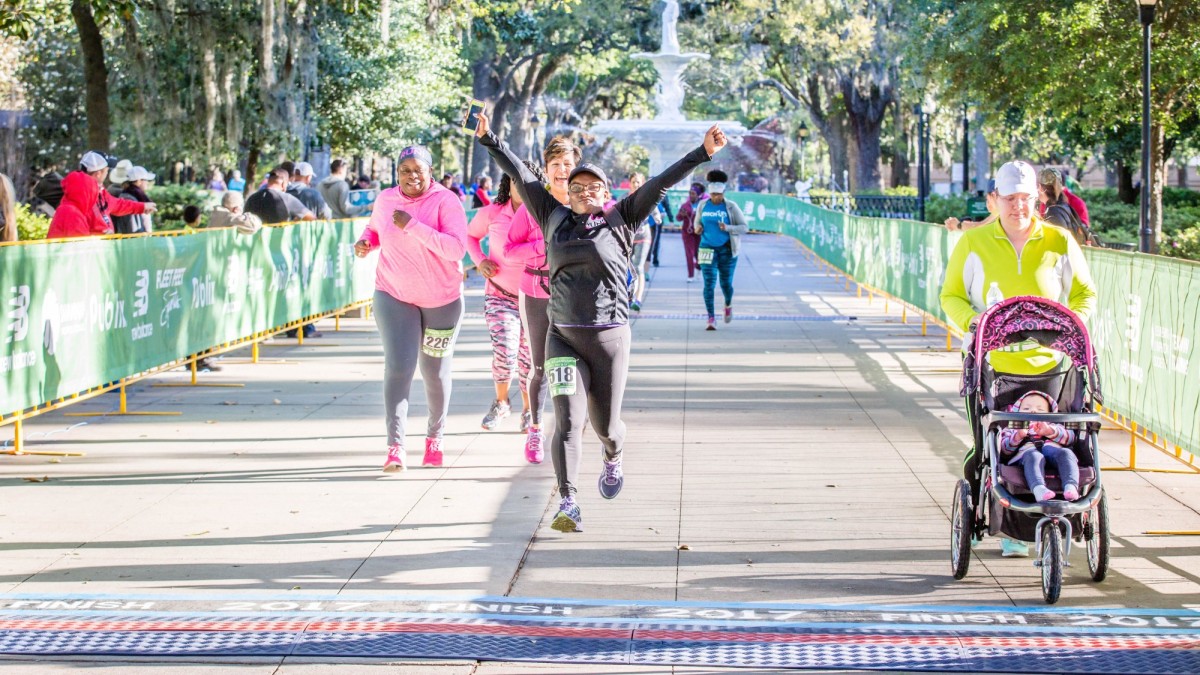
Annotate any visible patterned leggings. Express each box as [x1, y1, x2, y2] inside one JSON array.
[[484, 292, 531, 392]]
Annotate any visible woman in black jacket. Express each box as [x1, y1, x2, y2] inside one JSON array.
[[474, 110, 727, 533]]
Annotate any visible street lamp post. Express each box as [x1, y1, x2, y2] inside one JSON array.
[[798, 121, 810, 180], [915, 104, 926, 222], [1138, 0, 1158, 253], [529, 111, 542, 162]]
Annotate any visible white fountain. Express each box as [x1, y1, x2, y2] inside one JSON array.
[[588, 0, 746, 180]]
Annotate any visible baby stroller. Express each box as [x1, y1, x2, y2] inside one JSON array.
[[950, 296, 1110, 604]]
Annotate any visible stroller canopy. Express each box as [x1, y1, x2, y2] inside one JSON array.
[[973, 296, 1096, 372]]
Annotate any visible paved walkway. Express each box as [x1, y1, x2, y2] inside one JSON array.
[[2, 232, 1200, 673]]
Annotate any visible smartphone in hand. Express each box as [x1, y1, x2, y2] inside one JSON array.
[[461, 99, 484, 133]]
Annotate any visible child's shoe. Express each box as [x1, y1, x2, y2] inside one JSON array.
[[1032, 485, 1055, 502], [1063, 484, 1080, 501]]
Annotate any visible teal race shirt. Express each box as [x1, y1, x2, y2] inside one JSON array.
[[699, 201, 731, 248]]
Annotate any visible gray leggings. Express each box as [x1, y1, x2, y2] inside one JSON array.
[[546, 324, 630, 497], [373, 290, 463, 446], [519, 292, 551, 426]]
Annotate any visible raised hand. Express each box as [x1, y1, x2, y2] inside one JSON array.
[[475, 110, 491, 138], [703, 125, 728, 157]]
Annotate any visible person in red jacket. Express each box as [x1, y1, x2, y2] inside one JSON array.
[[48, 151, 156, 239]]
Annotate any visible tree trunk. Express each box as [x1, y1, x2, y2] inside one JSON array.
[[197, 2, 219, 160], [889, 101, 909, 189], [1116, 160, 1136, 204], [71, 0, 110, 152], [244, 145, 260, 196], [840, 75, 891, 191], [380, 0, 391, 43], [1178, 161, 1189, 188], [469, 58, 501, 185]]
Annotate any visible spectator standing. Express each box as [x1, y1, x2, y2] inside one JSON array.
[[227, 169, 246, 193], [113, 166, 156, 234], [440, 173, 466, 200], [647, 192, 672, 267], [208, 169, 227, 191], [209, 191, 245, 229], [30, 169, 64, 216], [1037, 168, 1092, 245], [288, 162, 333, 219], [107, 159, 132, 197], [48, 151, 156, 239], [0, 173, 16, 242], [356, 175, 373, 190], [318, 159, 370, 219], [471, 175, 493, 208], [676, 182, 706, 282], [353, 145, 469, 472], [244, 168, 316, 224], [1037, 169, 1090, 227]]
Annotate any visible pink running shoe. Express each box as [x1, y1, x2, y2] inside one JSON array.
[[724, 306, 733, 324], [382, 444, 406, 473], [524, 429, 544, 464], [423, 437, 444, 467]]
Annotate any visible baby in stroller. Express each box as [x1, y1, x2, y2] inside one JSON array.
[[999, 390, 1080, 502]]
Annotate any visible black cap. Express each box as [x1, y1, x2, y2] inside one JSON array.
[[568, 163, 609, 188]]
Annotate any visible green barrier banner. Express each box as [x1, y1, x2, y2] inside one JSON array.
[[1, 220, 376, 415], [721, 192, 1200, 459]]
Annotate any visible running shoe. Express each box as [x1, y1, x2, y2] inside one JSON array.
[[481, 399, 511, 430], [598, 456, 624, 499], [519, 410, 533, 433], [382, 444, 406, 473], [687, 276, 696, 283], [524, 429, 544, 464], [1000, 538, 1029, 558], [422, 437, 444, 467], [724, 306, 733, 324], [550, 495, 582, 532], [706, 316, 716, 331], [631, 300, 642, 312]]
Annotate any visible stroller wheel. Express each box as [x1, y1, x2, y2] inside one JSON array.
[[950, 480, 974, 580], [1086, 491, 1110, 583], [1040, 520, 1064, 604]]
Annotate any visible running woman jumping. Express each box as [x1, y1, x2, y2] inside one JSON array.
[[503, 137, 581, 464], [467, 166, 545, 435], [475, 111, 727, 532], [354, 145, 468, 472]]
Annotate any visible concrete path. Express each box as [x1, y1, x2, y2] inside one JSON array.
[[2, 231, 1199, 673]]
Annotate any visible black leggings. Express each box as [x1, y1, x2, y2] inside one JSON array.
[[546, 324, 631, 498], [519, 292, 551, 426]]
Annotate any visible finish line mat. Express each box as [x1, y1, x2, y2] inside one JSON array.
[[0, 594, 1197, 673]]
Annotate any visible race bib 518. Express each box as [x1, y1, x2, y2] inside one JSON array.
[[545, 356, 578, 397]]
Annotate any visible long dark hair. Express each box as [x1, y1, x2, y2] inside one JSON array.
[[495, 161, 546, 206]]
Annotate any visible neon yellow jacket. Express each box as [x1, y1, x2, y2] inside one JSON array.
[[940, 217, 1097, 374]]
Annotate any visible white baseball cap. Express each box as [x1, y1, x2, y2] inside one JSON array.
[[295, 162, 314, 177], [127, 166, 156, 182], [994, 161, 1037, 197], [80, 151, 109, 172]]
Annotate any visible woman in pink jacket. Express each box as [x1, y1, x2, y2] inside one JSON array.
[[467, 163, 547, 448], [354, 145, 468, 472], [503, 137, 580, 464]]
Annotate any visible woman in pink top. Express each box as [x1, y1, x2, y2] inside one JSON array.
[[354, 145, 468, 472], [503, 136, 580, 463], [467, 163, 547, 447]]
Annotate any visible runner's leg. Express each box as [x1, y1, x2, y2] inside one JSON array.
[[372, 290, 422, 447]]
